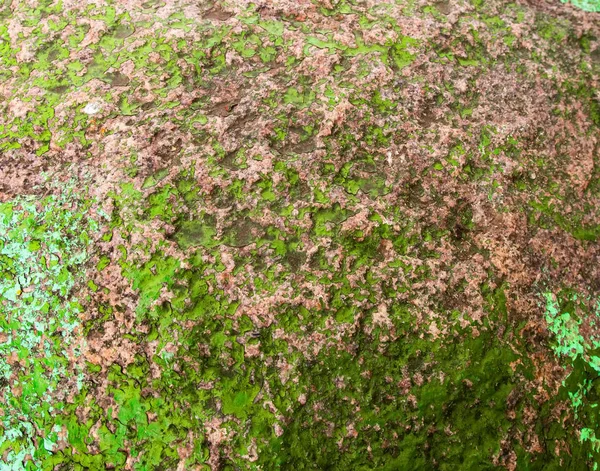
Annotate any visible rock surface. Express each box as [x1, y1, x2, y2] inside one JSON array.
[[1, 0, 600, 469]]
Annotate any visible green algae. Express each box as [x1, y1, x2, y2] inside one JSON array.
[[0, 178, 100, 470], [561, 0, 600, 12], [544, 291, 600, 467]]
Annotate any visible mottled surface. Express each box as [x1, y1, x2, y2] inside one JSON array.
[[1, 0, 600, 469]]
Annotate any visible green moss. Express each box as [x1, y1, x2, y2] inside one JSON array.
[[173, 218, 218, 249], [388, 36, 418, 70]]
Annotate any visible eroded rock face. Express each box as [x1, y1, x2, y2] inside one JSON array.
[[1, 0, 600, 469]]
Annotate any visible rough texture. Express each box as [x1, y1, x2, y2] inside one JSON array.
[[1, 0, 600, 469]]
